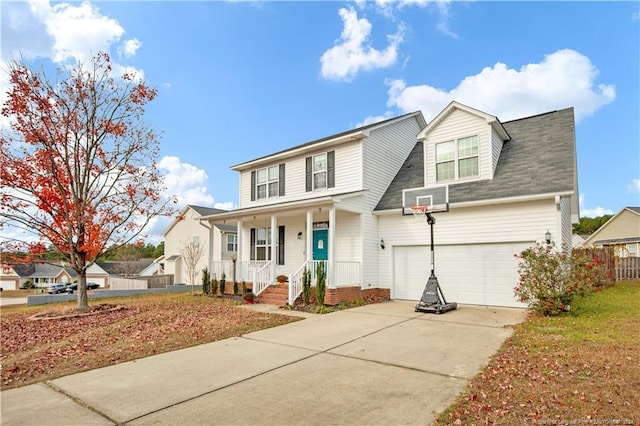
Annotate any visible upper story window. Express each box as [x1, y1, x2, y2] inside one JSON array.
[[251, 164, 285, 201], [306, 151, 335, 192], [436, 135, 479, 182], [313, 154, 327, 189]]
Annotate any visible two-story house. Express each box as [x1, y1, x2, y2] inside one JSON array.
[[158, 205, 235, 285], [202, 102, 579, 308]]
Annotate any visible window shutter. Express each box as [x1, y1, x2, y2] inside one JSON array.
[[305, 156, 312, 192], [250, 228, 256, 261], [327, 150, 335, 188], [279, 163, 285, 196], [278, 225, 285, 265], [250, 171, 256, 201]]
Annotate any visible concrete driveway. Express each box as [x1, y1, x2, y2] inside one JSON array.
[[0, 301, 525, 425]]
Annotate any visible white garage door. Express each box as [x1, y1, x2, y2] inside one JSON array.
[[1, 279, 18, 290], [393, 243, 527, 307]]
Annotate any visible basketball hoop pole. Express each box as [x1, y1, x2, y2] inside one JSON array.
[[427, 212, 436, 276]]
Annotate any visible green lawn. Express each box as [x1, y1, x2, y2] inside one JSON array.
[[434, 280, 640, 425]]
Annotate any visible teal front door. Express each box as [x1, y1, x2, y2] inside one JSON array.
[[313, 229, 328, 261]]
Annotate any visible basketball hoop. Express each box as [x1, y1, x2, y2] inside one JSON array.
[[409, 205, 428, 220]]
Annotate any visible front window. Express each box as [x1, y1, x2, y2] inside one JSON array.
[[436, 135, 479, 181], [313, 153, 327, 189], [256, 165, 280, 199], [226, 234, 237, 252], [627, 243, 637, 257], [255, 227, 271, 261]]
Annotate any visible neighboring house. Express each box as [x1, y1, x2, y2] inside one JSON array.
[[201, 102, 579, 308], [0, 262, 109, 290], [98, 258, 154, 278], [572, 234, 587, 249], [582, 207, 640, 257], [158, 205, 234, 285]]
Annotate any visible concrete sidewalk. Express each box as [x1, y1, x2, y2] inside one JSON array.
[[1, 301, 525, 425]]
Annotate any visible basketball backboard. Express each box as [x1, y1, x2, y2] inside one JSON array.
[[402, 185, 449, 215]]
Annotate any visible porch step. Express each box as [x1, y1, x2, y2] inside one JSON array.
[[257, 284, 290, 306]]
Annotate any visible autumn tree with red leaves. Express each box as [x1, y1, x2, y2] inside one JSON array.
[[0, 53, 174, 310]]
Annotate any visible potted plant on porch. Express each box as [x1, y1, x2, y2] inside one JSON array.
[[243, 290, 255, 304]]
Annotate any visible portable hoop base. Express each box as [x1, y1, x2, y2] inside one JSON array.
[[415, 272, 457, 314]]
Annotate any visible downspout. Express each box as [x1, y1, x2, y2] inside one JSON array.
[[199, 219, 214, 280]]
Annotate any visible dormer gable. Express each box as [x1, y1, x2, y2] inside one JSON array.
[[417, 101, 511, 186]]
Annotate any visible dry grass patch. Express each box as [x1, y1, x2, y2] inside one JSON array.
[[0, 293, 301, 390], [434, 281, 639, 425]]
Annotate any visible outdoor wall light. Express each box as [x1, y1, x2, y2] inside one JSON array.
[[297, 232, 303, 239], [380, 238, 385, 249], [545, 230, 551, 245]]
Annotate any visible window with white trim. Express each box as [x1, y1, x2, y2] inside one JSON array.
[[250, 226, 285, 265], [313, 153, 327, 189], [226, 234, 237, 252], [436, 135, 479, 182], [255, 166, 279, 199]]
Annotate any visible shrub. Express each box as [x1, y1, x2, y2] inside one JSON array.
[[233, 281, 238, 295], [21, 280, 35, 289], [211, 276, 218, 296], [316, 261, 326, 307], [302, 266, 311, 305], [220, 272, 226, 295], [514, 243, 607, 316], [201, 267, 210, 294], [241, 281, 247, 295]]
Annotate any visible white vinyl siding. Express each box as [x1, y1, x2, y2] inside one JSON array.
[[377, 199, 559, 294], [238, 141, 362, 207], [362, 116, 423, 287], [425, 109, 491, 186], [491, 128, 504, 178], [560, 196, 572, 252]]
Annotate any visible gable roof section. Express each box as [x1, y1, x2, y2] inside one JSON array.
[[190, 205, 227, 216], [417, 101, 510, 141], [231, 111, 426, 171], [583, 207, 640, 245], [162, 205, 228, 237], [376, 107, 576, 210]]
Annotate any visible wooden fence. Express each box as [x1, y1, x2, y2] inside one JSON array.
[[109, 274, 174, 290], [573, 246, 616, 286], [616, 257, 640, 281]]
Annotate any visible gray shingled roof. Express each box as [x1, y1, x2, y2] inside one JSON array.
[[231, 111, 423, 169], [214, 224, 237, 232], [189, 205, 227, 216], [375, 108, 576, 210], [627, 207, 640, 215]]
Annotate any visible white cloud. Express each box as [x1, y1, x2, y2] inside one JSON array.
[[581, 207, 615, 218], [579, 193, 615, 218], [28, 0, 126, 64], [119, 38, 142, 58], [320, 7, 405, 81], [140, 156, 236, 243], [354, 111, 395, 128], [385, 49, 616, 123], [158, 156, 216, 208], [627, 178, 640, 193]]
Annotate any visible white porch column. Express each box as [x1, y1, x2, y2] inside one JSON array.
[[328, 206, 336, 288], [208, 222, 215, 277], [306, 210, 313, 262], [236, 220, 243, 280], [271, 215, 277, 282]]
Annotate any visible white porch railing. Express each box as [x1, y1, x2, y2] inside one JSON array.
[[212, 260, 269, 284], [287, 260, 361, 305], [252, 261, 274, 296]]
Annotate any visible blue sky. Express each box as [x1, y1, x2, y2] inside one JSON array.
[[1, 0, 639, 243]]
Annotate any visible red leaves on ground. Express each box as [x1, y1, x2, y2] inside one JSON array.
[[1, 294, 300, 389]]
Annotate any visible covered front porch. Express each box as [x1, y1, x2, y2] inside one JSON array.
[[202, 196, 364, 305]]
